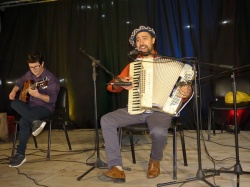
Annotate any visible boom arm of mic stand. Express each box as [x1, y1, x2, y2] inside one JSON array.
[[92, 61, 123, 82], [200, 64, 250, 81], [80, 48, 123, 82]]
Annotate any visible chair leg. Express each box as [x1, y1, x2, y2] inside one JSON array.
[[221, 122, 226, 133], [173, 125, 177, 180], [33, 136, 38, 148], [129, 131, 136, 164], [178, 126, 188, 166], [63, 121, 72, 150], [212, 110, 216, 135], [208, 108, 211, 141], [46, 121, 52, 160]]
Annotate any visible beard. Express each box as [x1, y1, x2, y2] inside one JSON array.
[[138, 45, 153, 53]]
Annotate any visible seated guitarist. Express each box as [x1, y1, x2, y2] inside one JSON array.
[[8, 51, 60, 167]]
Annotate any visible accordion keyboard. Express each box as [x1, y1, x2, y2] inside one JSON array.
[[128, 61, 145, 114]]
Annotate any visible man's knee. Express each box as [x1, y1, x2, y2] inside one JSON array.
[[10, 100, 17, 109], [100, 113, 111, 127], [10, 99, 23, 110], [150, 127, 167, 139]]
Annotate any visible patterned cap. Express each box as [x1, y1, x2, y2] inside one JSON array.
[[129, 25, 156, 47]]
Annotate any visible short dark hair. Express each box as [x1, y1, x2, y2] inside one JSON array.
[[27, 51, 44, 64]]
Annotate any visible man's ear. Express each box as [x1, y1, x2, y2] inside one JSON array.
[[152, 37, 155, 44]]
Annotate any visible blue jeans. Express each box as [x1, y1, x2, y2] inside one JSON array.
[[11, 100, 53, 155]]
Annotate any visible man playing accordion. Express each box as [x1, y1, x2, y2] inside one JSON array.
[[98, 26, 193, 183]]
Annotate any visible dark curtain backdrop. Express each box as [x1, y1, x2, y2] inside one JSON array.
[[0, 0, 250, 129]]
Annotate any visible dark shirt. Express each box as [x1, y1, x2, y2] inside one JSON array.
[[15, 68, 60, 112]]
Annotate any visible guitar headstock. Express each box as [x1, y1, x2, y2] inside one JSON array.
[[37, 77, 49, 89]]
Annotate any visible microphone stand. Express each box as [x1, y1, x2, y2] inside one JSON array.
[[77, 49, 107, 181], [157, 58, 219, 187], [77, 48, 132, 181]]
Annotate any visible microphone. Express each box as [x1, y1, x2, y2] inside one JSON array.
[[128, 48, 139, 55], [128, 48, 151, 56], [107, 82, 132, 86]]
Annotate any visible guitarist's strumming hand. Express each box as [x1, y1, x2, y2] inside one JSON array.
[[9, 91, 16, 100], [9, 86, 19, 100]]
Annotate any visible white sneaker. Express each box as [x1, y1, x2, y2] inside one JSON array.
[[32, 120, 46, 136]]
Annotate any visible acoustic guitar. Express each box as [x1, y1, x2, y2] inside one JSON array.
[[19, 77, 49, 102]]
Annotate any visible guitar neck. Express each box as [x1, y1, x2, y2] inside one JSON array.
[[30, 83, 38, 90]]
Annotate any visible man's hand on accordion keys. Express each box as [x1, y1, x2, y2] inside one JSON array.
[[177, 84, 193, 99]]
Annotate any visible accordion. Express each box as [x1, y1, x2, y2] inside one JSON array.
[[128, 57, 194, 116]]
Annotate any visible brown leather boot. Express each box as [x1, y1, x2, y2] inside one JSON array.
[[97, 166, 126, 183], [147, 158, 160, 178]]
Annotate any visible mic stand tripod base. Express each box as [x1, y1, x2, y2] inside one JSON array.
[[215, 162, 250, 175], [157, 169, 220, 187], [77, 157, 107, 181], [76, 157, 132, 181], [205, 162, 250, 178]]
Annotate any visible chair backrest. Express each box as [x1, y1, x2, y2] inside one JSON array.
[[54, 86, 69, 120], [56, 87, 68, 109], [213, 77, 250, 100]]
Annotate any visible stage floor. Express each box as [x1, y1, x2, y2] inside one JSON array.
[[1, 129, 250, 187]]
